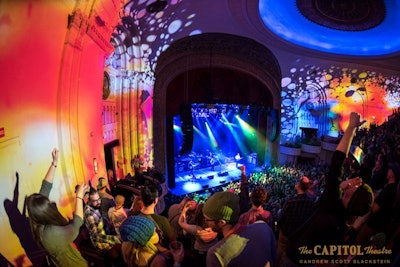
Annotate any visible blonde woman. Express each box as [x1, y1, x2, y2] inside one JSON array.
[[120, 216, 184, 267]]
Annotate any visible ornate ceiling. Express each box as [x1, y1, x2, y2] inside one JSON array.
[[259, 0, 400, 56]]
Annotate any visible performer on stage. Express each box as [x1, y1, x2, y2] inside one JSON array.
[[188, 160, 196, 178], [235, 152, 243, 168]]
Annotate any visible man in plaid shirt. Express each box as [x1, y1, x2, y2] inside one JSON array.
[[84, 187, 121, 251]]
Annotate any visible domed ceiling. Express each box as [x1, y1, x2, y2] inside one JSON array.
[[259, 0, 400, 56]]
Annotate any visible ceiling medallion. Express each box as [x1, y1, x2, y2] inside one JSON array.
[[296, 0, 386, 31]]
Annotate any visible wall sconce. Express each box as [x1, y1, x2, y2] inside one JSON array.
[[93, 158, 98, 174]]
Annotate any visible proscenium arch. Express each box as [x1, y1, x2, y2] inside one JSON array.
[[153, 33, 282, 186]]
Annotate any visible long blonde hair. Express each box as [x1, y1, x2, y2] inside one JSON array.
[[121, 233, 159, 267]]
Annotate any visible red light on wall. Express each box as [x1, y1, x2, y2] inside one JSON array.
[[0, 127, 4, 138]]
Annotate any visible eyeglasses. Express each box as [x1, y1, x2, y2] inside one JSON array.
[[90, 198, 101, 203], [204, 217, 219, 223]]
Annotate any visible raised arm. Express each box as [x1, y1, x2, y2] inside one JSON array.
[[336, 112, 365, 155], [322, 112, 366, 205], [75, 184, 90, 220], [44, 148, 59, 184], [178, 205, 199, 235], [39, 148, 59, 197]]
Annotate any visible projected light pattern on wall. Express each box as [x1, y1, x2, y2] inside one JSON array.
[[281, 64, 400, 143], [259, 0, 400, 56], [106, 0, 200, 167]]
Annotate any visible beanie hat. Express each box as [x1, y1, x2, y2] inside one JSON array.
[[119, 216, 155, 246], [347, 183, 374, 216], [203, 191, 240, 223]]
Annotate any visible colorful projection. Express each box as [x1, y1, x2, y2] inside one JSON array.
[[281, 65, 400, 142], [106, 0, 200, 167], [259, 0, 400, 56]]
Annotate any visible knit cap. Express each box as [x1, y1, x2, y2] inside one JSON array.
[[119, 216, 155, 246], [203, 191, 240, 223]]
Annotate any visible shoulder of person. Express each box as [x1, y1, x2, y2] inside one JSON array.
[[150, 250, 171, 267], [248, 221, 272, 230]]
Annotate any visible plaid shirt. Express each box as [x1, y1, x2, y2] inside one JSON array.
[[239, 206, 274, 228], [277, 193, 316, 237], [84, 204, 120, 250]]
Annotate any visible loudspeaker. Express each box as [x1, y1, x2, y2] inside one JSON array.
[[179, 104, 193, 156]]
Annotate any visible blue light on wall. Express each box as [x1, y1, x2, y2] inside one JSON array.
[[259, 0, 400, 56]]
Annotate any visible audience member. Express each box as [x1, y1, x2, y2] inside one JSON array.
[[139, 185, 176, 248], [346, 160, 360, 180], [178, 203, 218, 267], [283, 112, 374, 265], [97, 177, 116, 232], [168, 197, 197, 249], [131, 155, 146, 186], [353, 163, 400, 247], [129, 195, 144, 216], [239, 185, 273, 228], [108, 194, 129, 238], [27, 148, 89, 267], [107, 169, 117, 194], [146, 167, 169, 215], [368, 157, 387, 194], [119, 216, 184, 267], [83, 187, 123, 265], [155, 181, 168, 215], [203, 191, 277, 266], [75, 184, 89, 204], [276, 176, 315, 266], [238, 165, 250, 214]]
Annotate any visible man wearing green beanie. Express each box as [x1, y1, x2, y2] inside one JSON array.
[[203, 191, 277, 266]]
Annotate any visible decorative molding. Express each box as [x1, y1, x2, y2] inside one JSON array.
[[153, 33, 283, 174], [67, 9, 114, 54], [87, 12, 114, 54]]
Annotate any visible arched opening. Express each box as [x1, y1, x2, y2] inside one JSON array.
[[154, 33, 282, 191]]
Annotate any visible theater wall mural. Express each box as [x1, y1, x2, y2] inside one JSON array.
[[280, 63, 400, 144]]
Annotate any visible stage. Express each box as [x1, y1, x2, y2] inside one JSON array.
[[115, 153, 262, 198], [169, 161, 261, 196]]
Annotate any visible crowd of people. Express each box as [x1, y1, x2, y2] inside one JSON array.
[[25, 111, 400, 267]]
